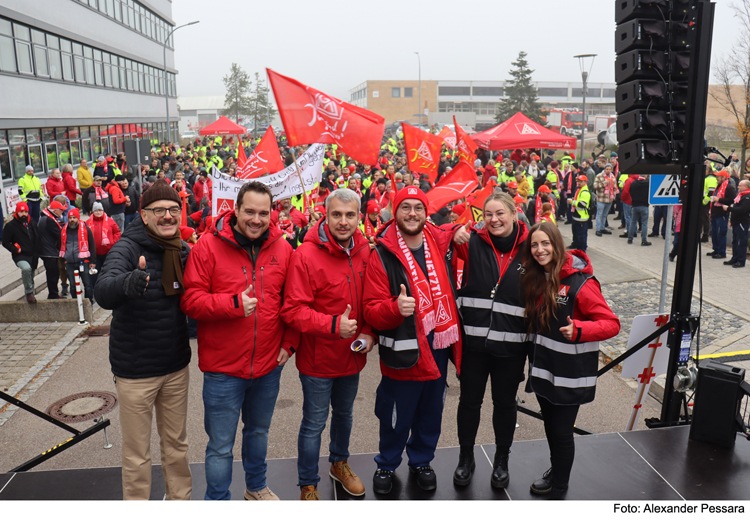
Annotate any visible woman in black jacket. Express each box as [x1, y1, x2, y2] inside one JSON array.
[[453, 190, 530, 489]]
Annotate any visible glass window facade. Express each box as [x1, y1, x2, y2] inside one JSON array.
[[72, 0, 174, 48]]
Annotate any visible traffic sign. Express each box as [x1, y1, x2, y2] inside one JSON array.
[[649, 174, 680, 205]]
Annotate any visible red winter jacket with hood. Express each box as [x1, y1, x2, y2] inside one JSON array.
[[282, 217, 373, 378], [363, 220, 462, 381], [180, 209, 299, 379], [561, 249, 620, 342]]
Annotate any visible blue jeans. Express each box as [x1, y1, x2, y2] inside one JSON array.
[[730, 223, 748, 265], [124, 213, 138, 228], [622, 203, 632, 231], [628, 206, 649, 243], [711, 215, 728, 255], [571, 220, 588, 252], [596, 201, 612, 232], [27, 200, 41, 224], [652, 206, 668, 236], [202, 366, 283, 500], [297, 373, 360, 486]]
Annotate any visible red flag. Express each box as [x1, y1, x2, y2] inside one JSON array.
[[236, 135, 247, 166], [402, 122, 442, 183], [453, 117, 478, 165], [237, 126, 284, 179], [457, 180, 496, 224], [267, 68, 385, 165], [438, 126, 457, 151], [425, 161, 478, 215]]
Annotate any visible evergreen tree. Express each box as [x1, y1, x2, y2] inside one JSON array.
[[223, 63, 251, 123], [495, 51, 547, 125], [248, 72, 277, 134]]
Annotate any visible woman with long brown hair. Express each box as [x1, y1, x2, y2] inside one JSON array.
[[453, 190, 530, 489], [521, 222, 619, 499]]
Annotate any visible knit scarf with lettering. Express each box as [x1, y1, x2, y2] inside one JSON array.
[[395, 226, 459, 349], [59, 222, 90, 259]]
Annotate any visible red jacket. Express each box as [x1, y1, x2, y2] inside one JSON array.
[[193, 179, 212, 205], [621, 175, 637, 206], [62, 172, 82, 202], [85, 213, 121, 255], [45, 175, 65, 200], [282, 218, 373, 378], [482, 165, 498, 187], [181, 209, 299, 379], [105, 182, 126, 205], [562, 250, 620, 342], [271, 208, 308, 229], [363, 221, 462, 381]]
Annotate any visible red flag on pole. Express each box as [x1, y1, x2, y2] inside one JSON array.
[[453, 116, 478, 165], [267, 68, 385, 165], [438, 126, 457, 151], [237, 126, 284, 179], [456, 180, 497, 224], [402, 122, 442, 183], [236, 135, 247, 167], [425, 161, 478, 215]]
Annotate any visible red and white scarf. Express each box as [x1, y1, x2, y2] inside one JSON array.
[[94, 186, 109, 200], [395, 226, 460, 349], [364, 214, 381, 238], [715, 179, 729, 199], [87, 213, 112, 247], [536, 196, 555, 224], [734, 189, 750, 204], [59, 222, 90, 259], [279, 219, 295, 238]]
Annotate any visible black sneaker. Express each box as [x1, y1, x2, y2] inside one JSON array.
[[373, 468, 394, 495], [641, 241, 652, 246], [619, 233, 629, 238], [595, 231, 602, 237], [409, 465, 437, 491], [712, 254, 726, 259], [701, 236, 710, 243], [602, 229, 612, 235], [648, 232, 658, 238], [725, 260, 737, 266], [628, 239, 633, 244], [733, 262, 746, 268], [706, 251, 717, 257]]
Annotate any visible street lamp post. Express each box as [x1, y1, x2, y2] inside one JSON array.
[[414, 52, 421, 126], [574, 54, 596, 166], [163, 21, 199, 144]]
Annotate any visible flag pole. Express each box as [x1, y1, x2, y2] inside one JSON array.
[[290, 147, 308, 196]]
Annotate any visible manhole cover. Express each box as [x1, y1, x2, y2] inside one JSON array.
[[46, 391, 118, 423], [84, 326, 110, 337]]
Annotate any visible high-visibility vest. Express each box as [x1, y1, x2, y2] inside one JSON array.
[[291, 194, 305, 213], [619, 173, 628, 189], [572, 185, 591, 220], [18, 173, 42, 200], [703, 174, 718, 205]]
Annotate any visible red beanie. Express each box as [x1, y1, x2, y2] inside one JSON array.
[[392, 186, 429, 213], [68, 208, 80, 219], [366, 200, 381, 214], [451, 203, 466, 216], [14, 202, 29, 218], [179, 226, 195, 241], [514, 195, 525, 204]]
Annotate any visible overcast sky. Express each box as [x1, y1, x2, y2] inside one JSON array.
[[172, 0, 742, 102]]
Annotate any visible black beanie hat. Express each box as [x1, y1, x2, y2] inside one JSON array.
[[141, 179, 180, 209]]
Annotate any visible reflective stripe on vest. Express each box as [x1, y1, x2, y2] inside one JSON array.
[[530, 367, 597, 389], [534, 334, 600, 355], [379, 335, 419, 351]]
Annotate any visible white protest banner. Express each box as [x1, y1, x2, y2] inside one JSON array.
[[212, 143, 325, 216]]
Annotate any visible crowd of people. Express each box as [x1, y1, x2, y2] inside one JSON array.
[[2, 126, 747, 501]]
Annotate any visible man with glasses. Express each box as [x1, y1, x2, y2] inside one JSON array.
[[362, 186, 469, 494], [95, 179, 192, 500]]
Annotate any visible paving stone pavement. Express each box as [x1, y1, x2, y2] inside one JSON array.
[[598, 278, 750, 362], [0, 308, 111, 427]]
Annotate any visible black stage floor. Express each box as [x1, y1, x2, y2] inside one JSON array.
[[1, 425, 748, 500]]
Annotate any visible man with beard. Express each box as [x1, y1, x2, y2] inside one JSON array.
[[283, 188, 375, 500], [95, 180, 192, 500], [2, 202, 40, 303], [60, 208, 97, 301], [363, 186, 470, 494]]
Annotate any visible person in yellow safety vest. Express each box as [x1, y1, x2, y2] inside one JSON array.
[[213, 136, 222, 147], [498, 161, 515, 184], [561, 152, 573, 167], [568, 175, 592, 252], [17, 165, 43, 223], [546, 160, 561, 197], [291, 193, 305, 214], [701, 169, 718, 242], [618, 173, 628, 190], [207, 150, 223, 172]]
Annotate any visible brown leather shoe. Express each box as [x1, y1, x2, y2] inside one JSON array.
[[300, 485, 319, 500], [329, 460, 365, 496], [26, 293, 37, 304]]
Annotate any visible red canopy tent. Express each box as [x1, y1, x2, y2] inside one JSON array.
[[471, 112, 577, 152], [199, 116, 247, 136]]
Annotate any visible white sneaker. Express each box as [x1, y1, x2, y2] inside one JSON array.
[[244, 487, 279, 500]]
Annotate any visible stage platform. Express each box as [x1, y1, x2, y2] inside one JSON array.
[[1, 425, 748, 500]]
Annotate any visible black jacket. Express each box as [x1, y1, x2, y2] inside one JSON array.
[[38, 210, 63, 258], [629, 178, 650, 208], [94, 216, 191, 379], [123, 185, 140, 215], [710, 181, 736, 219], [729, 192, 750, 225], [2, 216, 40, 269]]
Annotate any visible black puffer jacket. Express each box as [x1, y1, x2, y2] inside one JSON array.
[[94, 216, 191, 379], [2, 217, 40, 269], [38, 210, 63, 258]]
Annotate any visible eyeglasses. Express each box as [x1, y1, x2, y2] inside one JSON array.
[[399, 204, 425, 214], [144, 207, 181, 217]]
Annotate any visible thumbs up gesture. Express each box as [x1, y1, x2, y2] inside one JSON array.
[[123, 255, 149, 299], [339, 304, 357, 339], [453, 220, 472, 245], [242, 284, 257, 318], [397, 284, 416, 318], [559, 316, 576, 341]]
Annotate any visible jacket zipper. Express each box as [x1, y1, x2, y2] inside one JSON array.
[[486, 251, 502, 349], [260, 266, 265, 303], [250, 268, 257, 379]]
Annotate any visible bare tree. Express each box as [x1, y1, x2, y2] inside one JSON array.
[[711, 0, 750, 172]]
